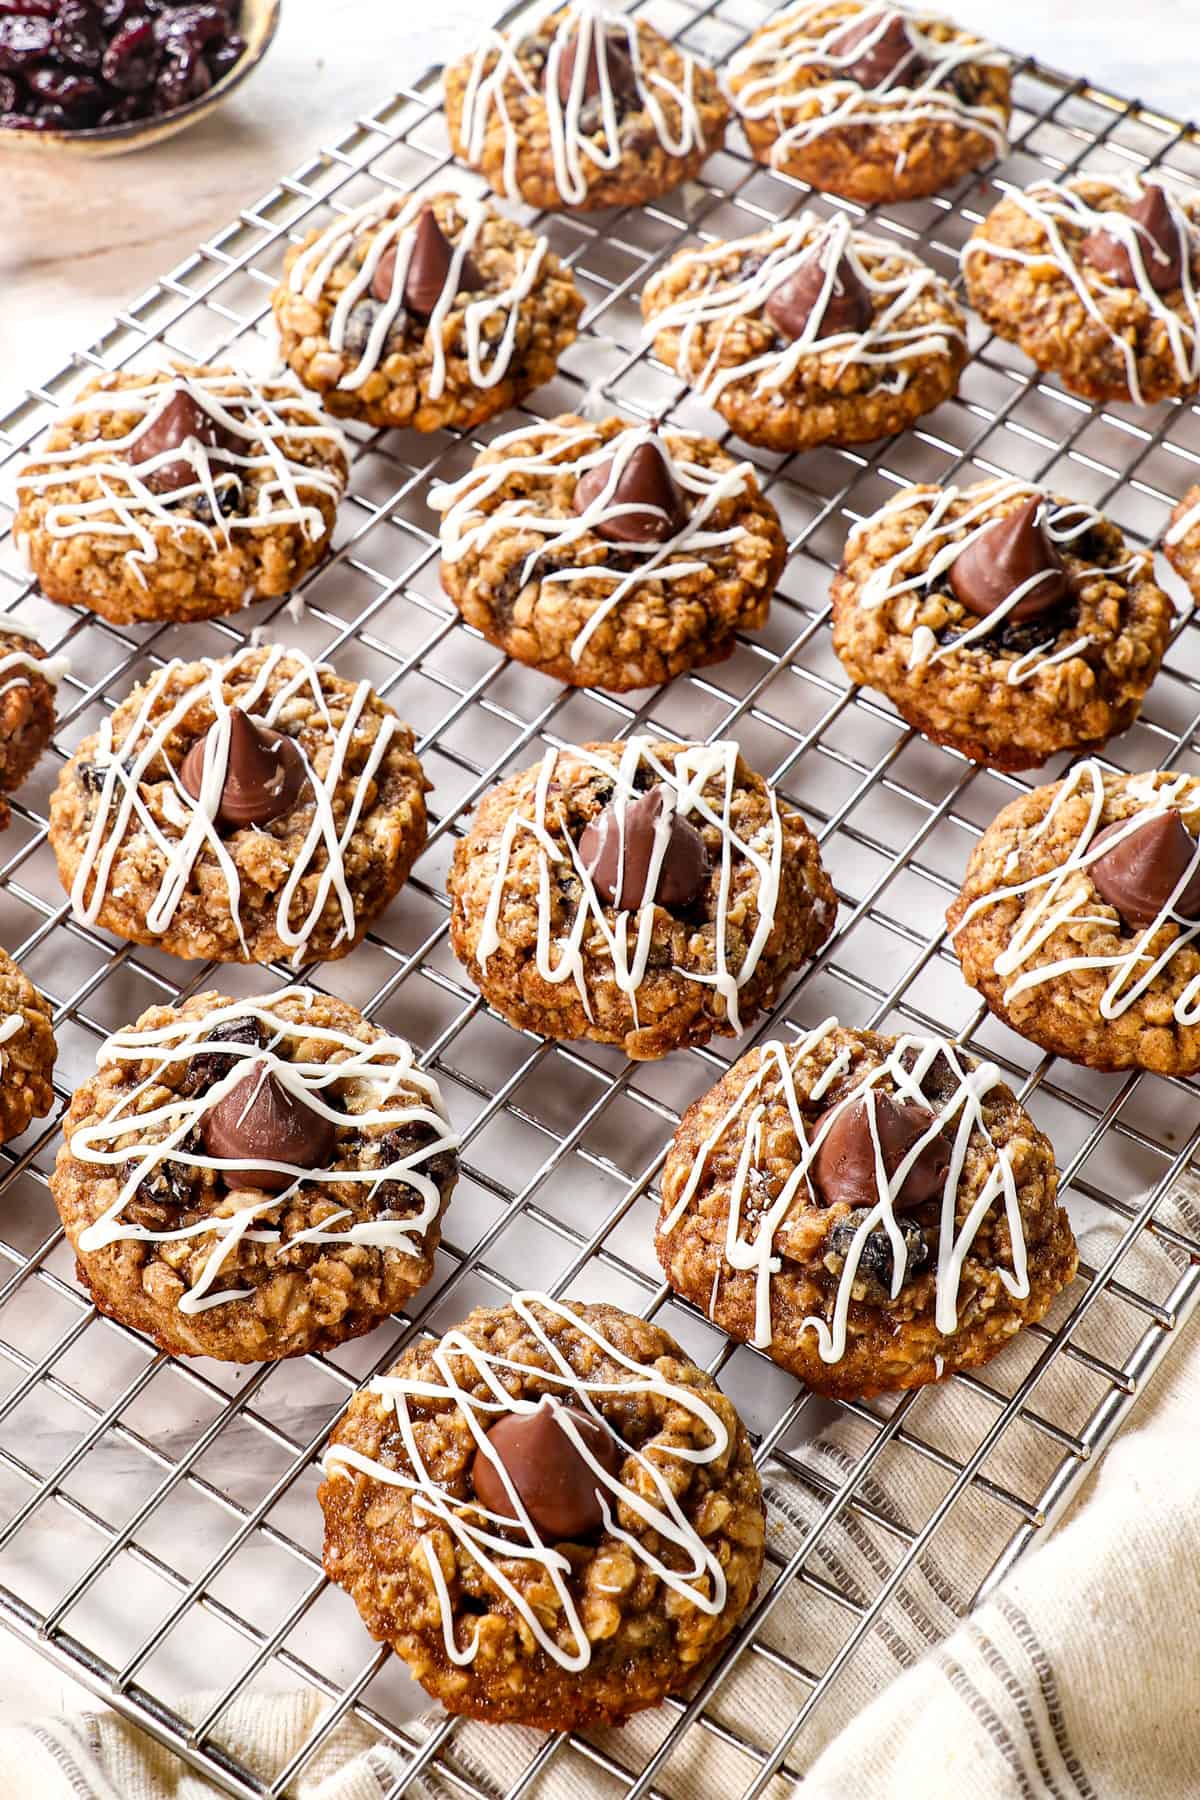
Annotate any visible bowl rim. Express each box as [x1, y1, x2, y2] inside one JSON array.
[[0, 0, 282, 147]]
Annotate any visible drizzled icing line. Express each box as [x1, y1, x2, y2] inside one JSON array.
[[18, 371, 347, 592], [474, 738, 784, 1035], [323, 1290, 730, 1671], [0, 640, 69, 703], [661, 1019, 1030, 1362], [431, 419, 758, 662], [951, 762, 1200, 1024], [962, 175, 1200, 406], [724, 1, 1010, 166], [287, 193, 549, 400], [1165, 492, 1200, 549], [0, 1012, 23, 1073], [71, 989, 457, 1317], [457, 0, 708, 206], [643, 212, 964, 405], [69, 644, 401, 965], [849, 478, 1147, 688]]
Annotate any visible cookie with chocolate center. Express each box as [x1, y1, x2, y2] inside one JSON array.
[[320, 1294, 764, 1727], [273, 190, 583, 432], [442, 4, 729, 212], [830, 478, 1173, 770], [963, 175, 1200, 406], [432, 413, 787, 690], [657, 1023, 1076, 1399], [447, 737, 836, 1059], [724, 1, 1011, 205], [641, 213, 967, 453], [49, 644, 429, 966], [50, 988, 458, 1362], [14, 365, 348, 627], [949, 764, 1200, 1074]]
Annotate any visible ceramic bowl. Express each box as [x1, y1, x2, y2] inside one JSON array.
[[0, 0, 280, 159]]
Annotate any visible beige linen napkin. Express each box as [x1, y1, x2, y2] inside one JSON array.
[[2, 1183, 1197, 1800]]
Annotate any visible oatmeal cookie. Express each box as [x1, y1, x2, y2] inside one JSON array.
[[962, 175, 1200, 405], [274, 191, 583, 433], [51, 989, 458, 1363], [320, 1292, 764, 1728], [49, 644, 428, 967], [948, 763, 1200, 1074], [641, 213, 966, 453], [724, 2, 1010, 205], [443, 3, 728, 213], [432, 414, 787, 690], [0, 947, 56, 1144], [657, 1023, 1076, 1400], [0, 625, 66, 831], [14, 366, 348, 626], [1164, 486, 1200, 605], [830, 478, 1173, 771], [447, 738, 836, 1059]]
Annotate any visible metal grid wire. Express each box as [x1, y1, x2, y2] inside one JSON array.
[[1, 1, 1200, 1794]]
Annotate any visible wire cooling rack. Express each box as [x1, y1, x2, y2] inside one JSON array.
[[1, 2, 1200, 1795]]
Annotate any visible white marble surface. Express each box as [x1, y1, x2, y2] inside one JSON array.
[[0, 0, 1195, 1748]]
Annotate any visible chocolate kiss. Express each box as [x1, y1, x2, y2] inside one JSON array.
[[372, 208, 485, 317], [370, 244, 401, 305], [811, 1091, 950, 1212], [578, 784, 708, 912], [554, 27, 637, 104], [1090, 810, 1200, 931], [131, 389, 232, 497], [180, 709, 309, 831], [471, 1398, 622, 1541], [826, 10, 929, 89], [1079, 186, 1184, 294], [573, 438, 687, 545], [948, 497, 1069, 622], [764, 250, 874, 341], [201, 1060, 336, 1193]]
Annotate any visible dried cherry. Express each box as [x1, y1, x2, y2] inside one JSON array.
[[0, 14, 54, 67], [27, 64, 100, 106], [54, 0, 102, 63], [101, 17, 158, 89], [1, 0, 243, 131]]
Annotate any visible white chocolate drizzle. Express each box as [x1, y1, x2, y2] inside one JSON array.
[[323, 1290, 731, 1670], [962, 175, 1200, 406], [0, 1012, 23, 1073], [287, 193, 549, 400], [849, 478, 1147, 687], [457, 0, 708, 207], [1165, 492, 1200, 549], [642, 212, 964, 405], [430, 419, 758, 663], [17, 371, 347, 592], [474, 738, 786, 1035], [724, 1, 1009, 170], [660, 1019, 1030, 1362], [951, 761, 1200, 1023], [70, 990, 457, 1316], [0, 629, 69, 704], [69, 644, 402, 965]]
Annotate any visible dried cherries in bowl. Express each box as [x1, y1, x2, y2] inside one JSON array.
[[0, 0, 248, 135]]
